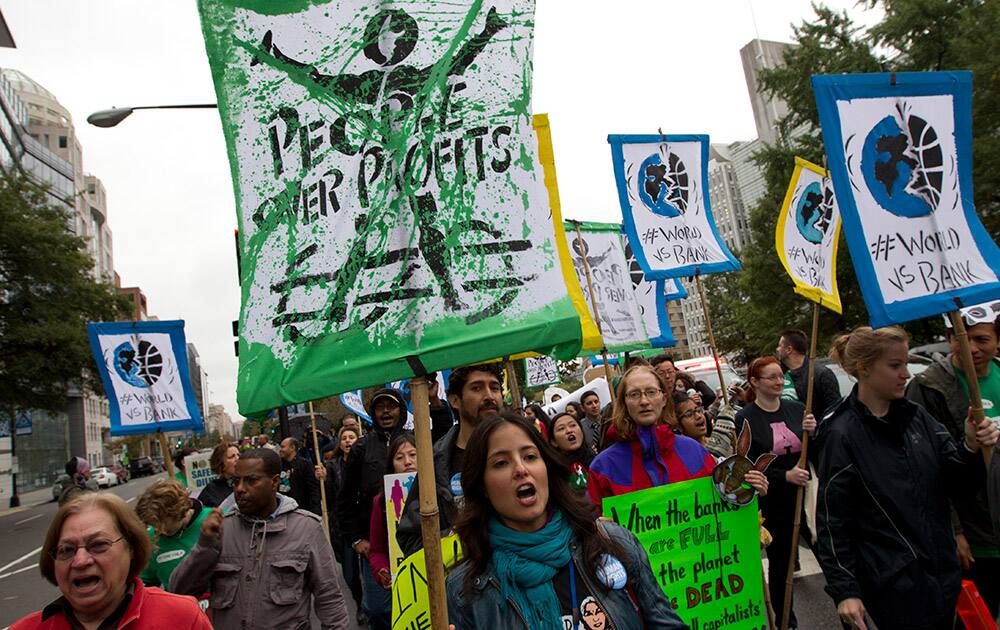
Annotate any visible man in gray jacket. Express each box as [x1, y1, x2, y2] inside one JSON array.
[[170, 448, 349, 629]]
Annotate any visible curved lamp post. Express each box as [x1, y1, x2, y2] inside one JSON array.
[[87, 103, 217, 128]]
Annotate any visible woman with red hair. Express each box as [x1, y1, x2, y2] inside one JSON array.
[[736, 356, 816, 630]]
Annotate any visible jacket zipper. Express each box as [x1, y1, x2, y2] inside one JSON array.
[[486, 579, 530, 629]]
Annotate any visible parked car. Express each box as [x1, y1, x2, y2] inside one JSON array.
[[92, 467, 119, 488], [674, 356, 743, 393], [151, 456, 165, 473], [110, 462, 129, 483], [129, 456, 156, 478]]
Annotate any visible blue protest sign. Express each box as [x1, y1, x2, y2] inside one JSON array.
[[87, 320, 204, 436], [813, 71, 1000, 327], [609, 134, 741, 279]]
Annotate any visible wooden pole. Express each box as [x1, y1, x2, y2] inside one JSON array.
[[763, 564, 777, 630], [573, 220, 617, 444], [410, 376, 449, 630], [695, 272, 729, 406], [157, 432, 175, 479], [307, 401, 331, 541], [780, 302, 820, 630], [949, 310, 992, 467], [504, 358, 523, 411]]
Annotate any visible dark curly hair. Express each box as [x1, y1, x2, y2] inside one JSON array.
[[452, 411, 625, 596], [447, 363, 504, 399]]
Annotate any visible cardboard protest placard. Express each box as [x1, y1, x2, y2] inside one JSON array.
[[383, 472, 415, 579], [184, 452, 214, 494], [391, 534, 463, 629], [566, 222, 651, 354], [813, 71, 1000, 327], [608, 134, 741, 280], [198, 0, 584, 415], [525, 356, 559, 388], [86, 321, 204, 435], [602, 477, 768, 630], [775, 157, 843, 313]]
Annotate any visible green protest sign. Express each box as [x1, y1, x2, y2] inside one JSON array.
[[603, 477, 768, 630], [198, 0, 583, 415]]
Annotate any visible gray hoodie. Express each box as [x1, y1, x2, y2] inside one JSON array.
[[169, 495, 349, 630]]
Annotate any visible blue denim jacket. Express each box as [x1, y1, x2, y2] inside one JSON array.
[[446, 521, 688, 629]]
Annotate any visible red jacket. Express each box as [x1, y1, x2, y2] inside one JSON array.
[[11, 577, 211, 630], [587, 423, 715, 505]]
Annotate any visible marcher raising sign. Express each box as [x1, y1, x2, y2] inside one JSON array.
[[813, 71, 1000, 327], [775, 157, 843, 313], [198, 1, 584, 414], [608, 134, 741, 279]]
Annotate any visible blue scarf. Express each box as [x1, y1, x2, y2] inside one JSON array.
[[488, 510, 573, 629]]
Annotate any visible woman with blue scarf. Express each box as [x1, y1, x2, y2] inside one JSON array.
[[446, 412, 688, 629]]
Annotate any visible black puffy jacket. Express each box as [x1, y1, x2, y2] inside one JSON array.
[[815, 388, 983, 629]]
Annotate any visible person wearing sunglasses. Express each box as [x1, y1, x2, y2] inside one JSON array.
[[587, 365, 767, 505], [11, 493, 210, 629]]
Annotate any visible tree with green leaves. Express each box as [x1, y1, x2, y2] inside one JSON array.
[[708, 0, 997, 362], [0, 172, 130, 417]]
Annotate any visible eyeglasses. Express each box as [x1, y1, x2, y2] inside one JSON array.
[[625, 388, 663, 402], [678, 407, 705, 421], [51, 536, 124, 562]]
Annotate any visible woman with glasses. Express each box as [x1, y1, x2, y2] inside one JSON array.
[[12, 493, 210, 629], [587, 365, 768, 505], [736, 356, 816, 630], [672, 390, 735, 460]]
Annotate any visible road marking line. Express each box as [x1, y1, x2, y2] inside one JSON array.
[[0, 546, 42, 574], [0, 563, 37, 580], [126, 497, 135, 503], [14, 513, 43, 526]]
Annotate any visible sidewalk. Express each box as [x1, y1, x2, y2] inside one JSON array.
[[0, 486, 54, 518]]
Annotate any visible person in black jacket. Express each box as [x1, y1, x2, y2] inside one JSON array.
[[736, 355, 816, 629], [278, 437, 322, 515], [197, 442, 240, 508], [816, 326, 998, 630], [396, 363, 504, 556], [777, 329, 842, 418]]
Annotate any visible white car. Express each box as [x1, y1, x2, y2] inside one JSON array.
[[92, 467, 119, 488]]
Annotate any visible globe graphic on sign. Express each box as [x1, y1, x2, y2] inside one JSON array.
[[638, 152, 689, 217], [112, 340, 163, 388], [624, 241, 645, 290], [795, 182, 829, 245], [860, 111, 943, 218]]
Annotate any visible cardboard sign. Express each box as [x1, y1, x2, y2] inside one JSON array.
[[602, 477, 768, 630], [383, 472, 415, 579], [391, 534, 463, 629], [184, 452, 214, 493], [525, 356, 560, 388]]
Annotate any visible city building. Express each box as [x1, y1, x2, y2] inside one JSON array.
[[206, 404, 235, 440], [708, 144, 754, 253], [115, 274, 149, 322], [187, 343, 210, 420], [740, 39, 793, 147]]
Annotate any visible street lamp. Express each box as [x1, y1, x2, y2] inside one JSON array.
[[87, 103, 217, 128]]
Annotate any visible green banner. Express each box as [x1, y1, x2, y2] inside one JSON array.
[[198, 0, 583, 414], [602, 477, 768, 630]]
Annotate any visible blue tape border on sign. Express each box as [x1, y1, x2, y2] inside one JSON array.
[[608, 133, 742, 280], [812, 71, 1000, 327]]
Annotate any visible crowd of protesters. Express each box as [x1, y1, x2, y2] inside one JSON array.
[[10, 302, 1000, 630]]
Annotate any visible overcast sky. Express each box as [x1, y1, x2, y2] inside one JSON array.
[[0, 1, 880, 420]]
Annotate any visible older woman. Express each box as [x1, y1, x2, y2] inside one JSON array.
[[447, 412, 687, 629], [11, 493, 209, 629], [587, 365, 768, 504]]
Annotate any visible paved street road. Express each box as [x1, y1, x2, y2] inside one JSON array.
[[0, 477, 841, 629]]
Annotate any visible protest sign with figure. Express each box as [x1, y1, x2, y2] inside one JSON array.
[[524, 355, 559, 387], [603, 477, 768, 630], [199, 1, 583, 414], [86, 321, 204, 436], [775, 157, 843, 313], [813, 71, 1000, 327], [565, 222, 651, 354], [608, 134, 741, 280]]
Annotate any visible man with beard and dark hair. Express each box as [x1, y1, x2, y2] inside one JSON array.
[[337, 388, 407, 628], [396, 363, 504, 555]]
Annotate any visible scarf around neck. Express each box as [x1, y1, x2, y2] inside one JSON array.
[[488, 509, 573, 629]]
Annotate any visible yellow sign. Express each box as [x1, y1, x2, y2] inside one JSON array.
[[391, 534, 463, 629], [775, 157, 843, 313]]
